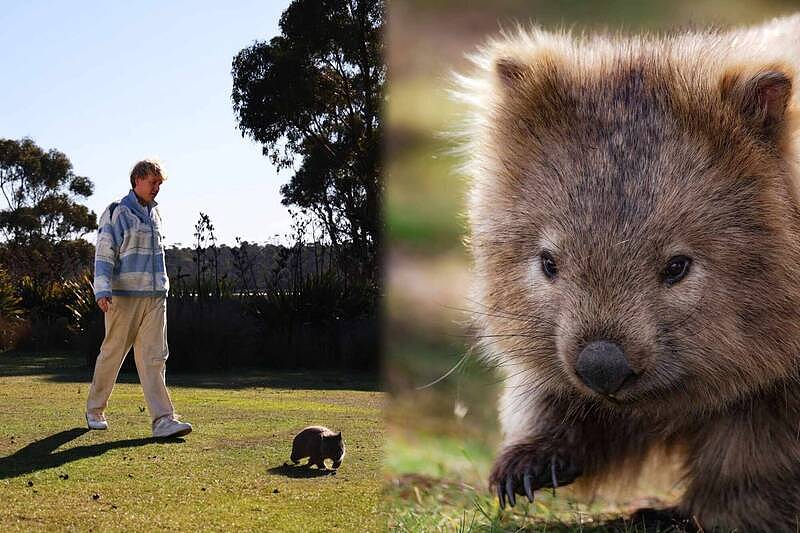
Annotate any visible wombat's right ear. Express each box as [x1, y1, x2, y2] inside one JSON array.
[[721, 68, 793, 138]]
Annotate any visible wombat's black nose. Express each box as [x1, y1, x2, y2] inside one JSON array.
[[576, 341, 634, 396]]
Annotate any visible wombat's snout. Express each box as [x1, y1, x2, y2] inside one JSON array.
[[575, 341, 635, 396]]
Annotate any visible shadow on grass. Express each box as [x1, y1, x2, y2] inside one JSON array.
[[0, 352, 379, 391], [267, 463, 337, 478], [0, 428, 185, 480]]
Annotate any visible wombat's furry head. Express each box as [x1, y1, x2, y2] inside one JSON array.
[[460, 27, 800, 418], [323, 431, 345, 465]]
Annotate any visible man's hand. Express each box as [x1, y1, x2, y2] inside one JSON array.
[[97, 296, 112, 313]]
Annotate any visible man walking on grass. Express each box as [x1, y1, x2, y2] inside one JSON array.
[[86, 159, 192, 438]]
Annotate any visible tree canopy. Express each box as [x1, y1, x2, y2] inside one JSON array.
[[0, 138, 96, 244], [231, 0, 384, 282], [0, 138, 97, 283]]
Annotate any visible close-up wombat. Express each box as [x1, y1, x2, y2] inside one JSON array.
[[290, 426, 346, 470], [459, 13, 800, 532]]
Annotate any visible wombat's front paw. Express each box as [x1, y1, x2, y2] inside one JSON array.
[[489, 442, 582, 508]]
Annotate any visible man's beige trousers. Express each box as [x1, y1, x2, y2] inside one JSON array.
[[86, 296, 174, 422]]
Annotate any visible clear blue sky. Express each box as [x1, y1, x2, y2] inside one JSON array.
[[0, 1, 295, 247]]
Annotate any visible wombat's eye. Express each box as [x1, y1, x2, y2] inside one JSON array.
[[540, 251, 558, 279], [663, 255, 691, 286]]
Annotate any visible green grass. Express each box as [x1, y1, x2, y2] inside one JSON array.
[[385, 429, 682, 532], [0, 353, 384, 532]]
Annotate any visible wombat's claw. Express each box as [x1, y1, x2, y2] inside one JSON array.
[[499, 466, 536, 508], [505, 476, 516, 507], [491, 445, 582, 509], [523, 473, 534, 503]]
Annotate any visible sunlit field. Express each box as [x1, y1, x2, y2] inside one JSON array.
[[0, 353, 384, 532]]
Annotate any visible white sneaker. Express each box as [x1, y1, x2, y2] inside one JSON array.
[[152, 416, 192, 438], [86, 412, 108, 430]]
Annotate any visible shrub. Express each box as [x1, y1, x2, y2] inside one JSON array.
[[0, 268, 23, 351], [246, 272, 379, 370], [13, 271, 102, 351]]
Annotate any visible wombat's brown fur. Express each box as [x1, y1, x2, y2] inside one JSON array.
[[290, 426, 345, 469], [459, 14, 800, 532]]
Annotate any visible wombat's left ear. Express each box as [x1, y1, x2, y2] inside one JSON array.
[[495, 58, 529, 89], [721, 68, 793, 138]]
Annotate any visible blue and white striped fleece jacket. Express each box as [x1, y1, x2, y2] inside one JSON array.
[[93, 189, 170, 301]]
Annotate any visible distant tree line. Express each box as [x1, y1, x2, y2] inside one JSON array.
[[166, 233, 337, 294]]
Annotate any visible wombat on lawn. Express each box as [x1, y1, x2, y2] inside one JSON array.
[[458, 14, 800, 532], [290, 426, 345, 469]]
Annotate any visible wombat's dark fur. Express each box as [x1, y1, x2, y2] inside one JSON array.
[[459, 14, 800, 532], [290, 426, 345, 469]]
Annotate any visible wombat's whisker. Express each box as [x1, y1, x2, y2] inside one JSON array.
[[448, 304, 548, 325], [501, 368, 566, 410], [480, 346, 557, 371], [462, 297, 560, 324], [660, 290, 710, 328], [415, 352, 471, 390], [474, 334, 558, 352], [471, 332, 550, 339]]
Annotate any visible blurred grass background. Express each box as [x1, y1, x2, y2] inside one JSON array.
[[384, 0, 800, 530]]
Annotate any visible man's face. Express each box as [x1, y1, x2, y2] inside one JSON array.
[[134, 174, 163, 204]]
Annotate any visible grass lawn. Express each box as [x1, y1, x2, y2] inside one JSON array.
[[385, 427, 683, 533], [0, 353, 384, 532]]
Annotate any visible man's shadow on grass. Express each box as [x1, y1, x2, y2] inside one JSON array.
[[267, 463, 336, 478], [0, 428, 184, 480]]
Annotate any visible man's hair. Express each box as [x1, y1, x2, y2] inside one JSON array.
[[130, 159, 166, 188]]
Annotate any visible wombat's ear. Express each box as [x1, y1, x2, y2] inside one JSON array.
[[721, 68, 793, 138], [495, 58, 530, 89], [493, 52, 563, 108]]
